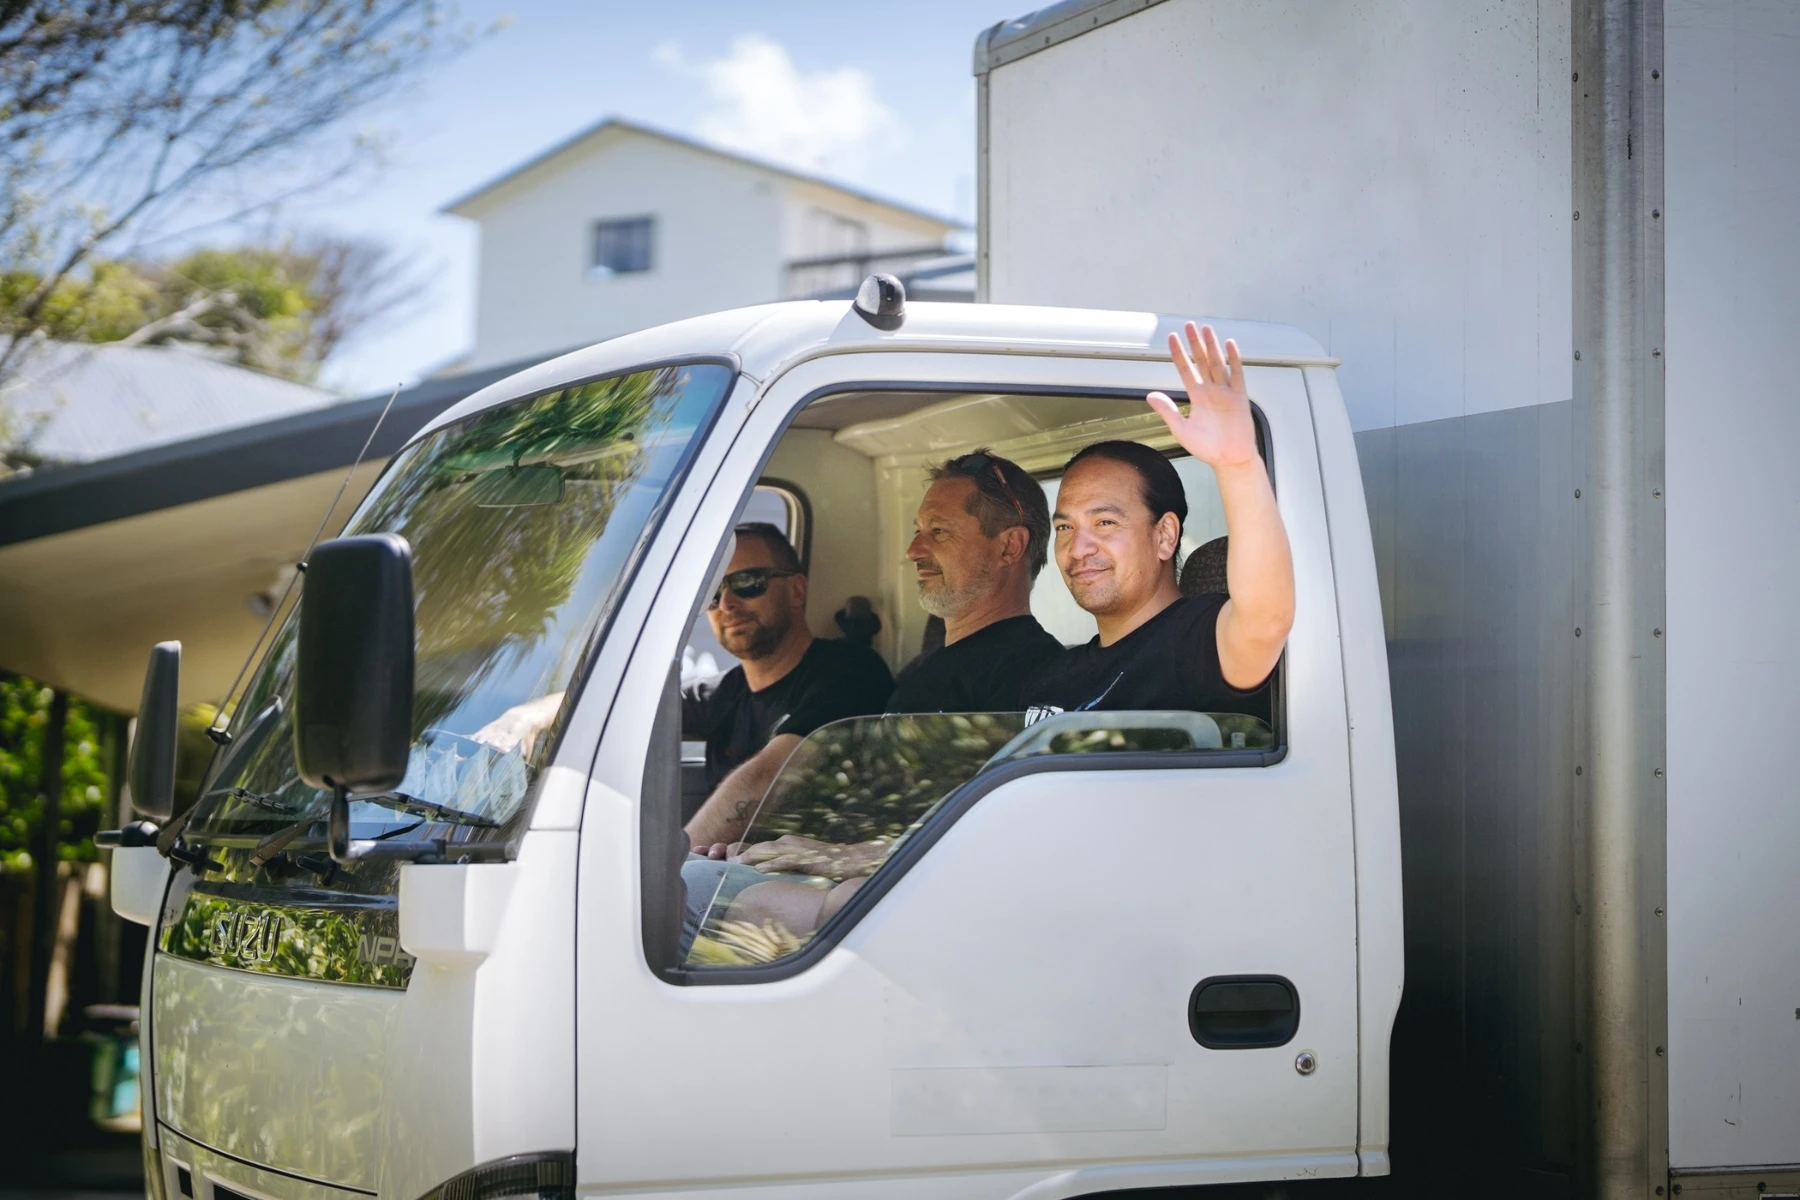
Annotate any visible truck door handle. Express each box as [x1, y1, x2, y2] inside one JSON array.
[[1188, 975, 1300, 1048]]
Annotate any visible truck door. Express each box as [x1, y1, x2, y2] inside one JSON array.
[[575, 347, 1362, 1196]]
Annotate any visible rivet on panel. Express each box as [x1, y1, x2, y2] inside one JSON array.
[[1574, 350, 1582, 360], [1655, 907, 1664, 917], [1652, 69, 1660, 80], [1654, 768, 1664, 778], [1652, 209, 1661, 219], [1575, 488, 1582, 498], [1653, 348, 1662, 358], [1576, 766, 1583, 776], [1656, 1045, 1665, 1056], [1574, 210, 1580, 220], [1654, 628, 1663, 638], [1653, 487, 1662, 498], [1575, 627, 1582, 637]]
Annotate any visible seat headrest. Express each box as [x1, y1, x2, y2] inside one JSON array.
[[1179, 536, 1229, 598]]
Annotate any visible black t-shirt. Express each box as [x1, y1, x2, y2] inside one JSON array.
[[1018, 594, 1272, 724], [888, 614, 1065, 714], [682, 637, 894, 788]]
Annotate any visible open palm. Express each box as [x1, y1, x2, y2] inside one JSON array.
[[1147, 322, 1260, 471]]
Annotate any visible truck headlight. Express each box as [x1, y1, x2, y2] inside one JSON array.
[[413, 1152, 573, 1200]]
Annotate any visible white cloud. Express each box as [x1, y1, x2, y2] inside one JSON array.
[[657, 34, 905, 178]]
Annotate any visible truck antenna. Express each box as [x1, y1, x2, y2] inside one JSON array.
[[204, 382, 405, 746]]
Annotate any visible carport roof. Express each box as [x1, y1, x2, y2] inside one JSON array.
[[0, 356, 534, 549]]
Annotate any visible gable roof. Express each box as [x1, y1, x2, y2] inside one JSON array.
[[441, 116, 963, 230]]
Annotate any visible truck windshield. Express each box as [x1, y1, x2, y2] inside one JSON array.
[[184, 361, 733, 848]]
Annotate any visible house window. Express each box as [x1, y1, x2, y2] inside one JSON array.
[[591, 216, 654, 276]]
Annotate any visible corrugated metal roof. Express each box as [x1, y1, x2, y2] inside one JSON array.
[[2, 341, 336, 465]]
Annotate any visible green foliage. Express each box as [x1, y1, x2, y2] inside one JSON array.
[[0, 676, 116, 874], [0, 259, 160, 344], [0, 239, 410, 391]]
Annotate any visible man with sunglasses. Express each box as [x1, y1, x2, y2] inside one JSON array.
[[681, 522, 893, 849]]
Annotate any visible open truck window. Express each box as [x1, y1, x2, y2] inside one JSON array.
[[661, 383, 1282, 979]]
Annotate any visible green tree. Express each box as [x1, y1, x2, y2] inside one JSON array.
[[0, 676, 115, 874]]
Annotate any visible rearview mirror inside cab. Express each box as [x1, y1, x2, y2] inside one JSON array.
[[293, 534, 416, 796]]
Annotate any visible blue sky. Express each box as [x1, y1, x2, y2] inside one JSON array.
[[284, 0, 1025, 395]]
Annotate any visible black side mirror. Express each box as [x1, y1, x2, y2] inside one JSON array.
[[127, 642, 181, 821], [294, 535, 415, 798]]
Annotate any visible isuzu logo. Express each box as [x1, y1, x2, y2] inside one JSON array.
[[208, 907, 287, 965]]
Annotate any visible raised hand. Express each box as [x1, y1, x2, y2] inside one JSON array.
[[1146, 322, 1260, 472]]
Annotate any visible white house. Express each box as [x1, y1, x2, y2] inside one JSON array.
[[443, 118, 965, 369]]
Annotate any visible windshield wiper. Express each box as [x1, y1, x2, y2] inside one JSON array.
[[242, 791, 497, 870], [355, 792, 501, 830], [202, 779, 300, 814], [248, 806, 328, 868]]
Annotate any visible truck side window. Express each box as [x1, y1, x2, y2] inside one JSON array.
[[663, 384, 1282, 978]]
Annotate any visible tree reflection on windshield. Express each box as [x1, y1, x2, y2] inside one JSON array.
[[186, 362, 733, 847]]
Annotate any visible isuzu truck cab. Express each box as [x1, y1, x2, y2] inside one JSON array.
[[108, 287, 1402, 1200]]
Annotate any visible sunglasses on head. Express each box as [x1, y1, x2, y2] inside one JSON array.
[[708, 566, 800, 608], [960, 452, 1029, 526]]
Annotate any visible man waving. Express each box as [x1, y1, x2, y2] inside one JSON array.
[[1021, 322, 1293, 718]]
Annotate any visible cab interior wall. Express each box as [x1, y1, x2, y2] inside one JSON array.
[[763, 429, 881, 651], [738, 383, 1271, 672]]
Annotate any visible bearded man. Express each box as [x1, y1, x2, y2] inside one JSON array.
[[887, 450, 1063, 713]]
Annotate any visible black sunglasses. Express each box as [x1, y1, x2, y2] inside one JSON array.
[[960, 452, 1029, 526], [708, 566, 800, 608]]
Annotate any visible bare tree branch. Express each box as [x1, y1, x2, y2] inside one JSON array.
[[0, 0, 471, 388]]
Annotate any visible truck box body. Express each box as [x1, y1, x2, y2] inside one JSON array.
[[976, 0, 1798, 1192]]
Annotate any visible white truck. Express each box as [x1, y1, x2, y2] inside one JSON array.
[[974, 0, 1798, 1196], [107, 287, 1398, 1199]]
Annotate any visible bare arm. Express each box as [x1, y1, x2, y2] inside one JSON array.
[[684, 733, 802, 847], [1148, 323, 1296, 689]]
